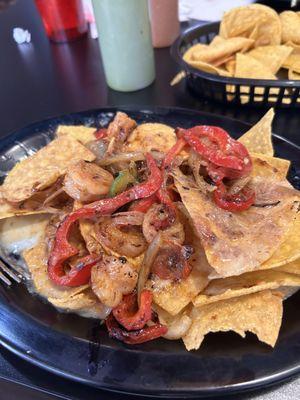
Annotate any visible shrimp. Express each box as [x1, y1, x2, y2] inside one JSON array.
[[142, 203, 185, 244], [107, 112, 137, 144], [63, 160, 113, 203], [91, 255, 138, 308], [96, 216, 147, 258]]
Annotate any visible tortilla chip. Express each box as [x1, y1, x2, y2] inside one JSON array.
[[72, 201, 102, 255], [238, 109, 274, 156], [0, 202, 51, 220], [210, 35, 225, 46], [184, 59, 232, 77], [174, 169, 299, 278], [170, 71, 186, 86], [280, 11, 300, 45], [289, 70, 300, 80], [155, 305, 192, 340], [283, 56, 300, 73], [183, 290, 283, 350], [148, 267, 208, 316], [225, 58, 236, 75], [183, 44, 207, 61], [1, 136, 95, 203], [251, 153, 291, 180], [188, 37, 254, 65], [234, 54, 276, 79], [233, 54, 278, 103], [125, 123, 177, 153], [23, 242, 107, 318], [56, 125, 96, 144], [276, 259, 300, 275], [247, 45, 293, 74], [260, 214, 300, 270], [0, 214, 50, 256], [148, 238, 210, 315], [193, 268, 300, 307], [148, 207, 211, 315], [220, 4, 282, 47]]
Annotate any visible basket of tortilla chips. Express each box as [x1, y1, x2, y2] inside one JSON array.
[[171, 4, 300, 107]]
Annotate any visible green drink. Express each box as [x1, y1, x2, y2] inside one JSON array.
[[92, 0, 155, 92]]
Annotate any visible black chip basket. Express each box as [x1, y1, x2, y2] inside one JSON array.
[[171, 22, 300, 108]]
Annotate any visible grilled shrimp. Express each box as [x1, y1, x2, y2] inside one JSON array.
[[142, 203, 185, 244], [63, 160, 113, 203], [96, 216, 147, 258], [91, 255, 138, 308]]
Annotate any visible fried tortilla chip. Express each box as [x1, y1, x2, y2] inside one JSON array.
[[148, 266, 208, 316], [238, 109, 274, 156], [220, 4, 282, 47], [148, 207, 211, 315], [260, 214, 300, 270], [183, 290, 283, 350], [0, 214, 50, 255], [234, 53, 277, 80], [174, 169, 299, 278], [0, 201, 51, 220], [232, 54, 278, 103], [187, 37, 254, 65], [210, 35, 225, 46], [170, 71, 186, 86], [280, 11, 300, 45], [276, 259, 300, 275], [193, 268, 300, 307], [289, 70, 300, 80], [247, 45, 293, 74], [56, 125, 96, 144], [225, 58, 236, 75], [73, 201, 102, 255], [154, 305, 192, 340], [125, 123, 177, 153], [183, 43, 207, 61], [251, 153, 290, 180], [23, 242, 108, 318], [0, 188, 55, 220], [1, 136, 95, 203], [283, 57, 300, 74], [184, 59, 232, 77]]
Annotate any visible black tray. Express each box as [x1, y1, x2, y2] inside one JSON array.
[[171, 22, 300, 108], [0, 107, 300, 398]]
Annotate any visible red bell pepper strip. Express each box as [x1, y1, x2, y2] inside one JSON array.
[[94, 128, 107, 140], [182, 126, 252, 177], [129, 139, 185, 213], [162, 137, 186, 171], [129, 194, 157, 213], [213, 182, 255, 212], [156, 139, 186, 210], [112, 289, 153, 331], [48, 153, 162, 287], [106, 313, 168, 345]]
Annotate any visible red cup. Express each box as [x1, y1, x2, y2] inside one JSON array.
[[35, 0, 87, 43]]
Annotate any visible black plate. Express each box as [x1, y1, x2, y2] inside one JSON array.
[[0, 107, 299, 398]]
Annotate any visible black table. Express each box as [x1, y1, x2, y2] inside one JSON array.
[[0, 1, 299, 399]]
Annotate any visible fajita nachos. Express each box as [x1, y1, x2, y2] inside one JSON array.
[[0, 109, 299, 351]]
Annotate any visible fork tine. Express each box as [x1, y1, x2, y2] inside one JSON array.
[[0, 270, 11, 286], [0, 258, 30, 280], [0, 260, 21, 283]]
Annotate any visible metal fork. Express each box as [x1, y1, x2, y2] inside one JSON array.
[[0, 258, 24, 286]]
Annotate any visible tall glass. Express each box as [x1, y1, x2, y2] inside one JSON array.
[[92, 0, 155, 92], [35, 0, 87, 43]]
